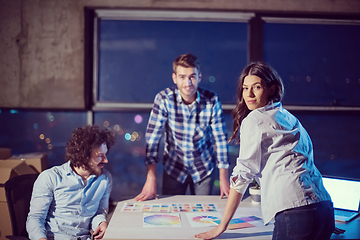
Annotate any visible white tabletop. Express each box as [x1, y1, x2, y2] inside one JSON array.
[[103, 195, 273, 240]]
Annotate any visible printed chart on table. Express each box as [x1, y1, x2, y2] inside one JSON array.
[[185, 212, 223, 227], [120, 202, 264, 229], [213, 215, 264, 230], [143, 213, 182, 228], [121, 202, 218, 213]]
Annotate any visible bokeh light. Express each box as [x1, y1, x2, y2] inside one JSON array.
[[39, 134, 45, 140], [134, 115, 143, 124], [113, 124, 120, 131], [214, 180, 220, 187], [47, 112, 54, 121], [209, 76, 216, 83], [132, 148, 140, 157], [117, 128, 124, 135], [137, 131, 144, 141], [103, 121, 110, 128], [125, 133, 131, 140]]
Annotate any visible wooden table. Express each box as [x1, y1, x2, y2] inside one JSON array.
[[103, 195, 360, 240]]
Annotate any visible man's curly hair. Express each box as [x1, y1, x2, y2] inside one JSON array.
[[65, 125, 116, 170]]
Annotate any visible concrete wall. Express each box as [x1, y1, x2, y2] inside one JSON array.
[[1, 0, 359, 109]]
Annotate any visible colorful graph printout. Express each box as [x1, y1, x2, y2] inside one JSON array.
[[186, 212, 222, 227], [171, 203, 218, 212], [143, 213, 181, 228], [121, 203, 170, 213], [213, 216, 263, 230]]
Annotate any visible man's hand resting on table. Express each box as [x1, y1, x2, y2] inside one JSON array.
[[219, 168, 230, 199], [93, 221, 108, 239], [134, 164, 158, 201], [134, 177, 158, 201]]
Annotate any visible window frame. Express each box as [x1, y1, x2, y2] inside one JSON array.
[[260, 16, 360, 111], [91, 9, 254, 111], [90, 9, 360, 112]]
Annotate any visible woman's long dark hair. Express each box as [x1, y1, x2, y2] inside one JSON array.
[[229, 62, 284, 143]]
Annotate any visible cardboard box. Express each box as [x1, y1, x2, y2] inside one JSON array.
[[0, 160, 37, 239], [0, 202, 12, 239], [0, 148, 11, 160], [9, 152, 48, 173], [0, 160, 37, 201]]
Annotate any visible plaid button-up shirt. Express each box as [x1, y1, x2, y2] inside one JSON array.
[[145, 86, 229, 184]]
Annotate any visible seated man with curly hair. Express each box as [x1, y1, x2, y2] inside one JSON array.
[[27, 125, 116, 240]]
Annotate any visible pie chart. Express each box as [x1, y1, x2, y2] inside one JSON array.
[[144, 214, 181, 225], [192, 215, 220, 224]]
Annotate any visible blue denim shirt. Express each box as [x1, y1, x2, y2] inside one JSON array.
[[230, 102, 331, 224], [26, 161, 112, 240]]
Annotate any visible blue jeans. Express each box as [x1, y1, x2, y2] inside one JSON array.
[[273, 201, 335, 240], [162, 170, 214, 195]]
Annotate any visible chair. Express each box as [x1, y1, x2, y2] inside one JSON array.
[[5, 174, 39, 240]]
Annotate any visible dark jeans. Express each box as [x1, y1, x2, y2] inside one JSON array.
[[273, 200, 335, 240], [162, 170, 214, 195]]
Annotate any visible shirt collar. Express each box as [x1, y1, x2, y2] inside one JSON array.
[[65, 161, 74, 176], [257, 101, 282, 113], [64, 161, 96, 180]]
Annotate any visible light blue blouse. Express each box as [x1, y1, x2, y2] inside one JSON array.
[[26, 161, 112, 240], [230, 102, 331, 224]]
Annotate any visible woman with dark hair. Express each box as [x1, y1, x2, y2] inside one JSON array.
[[195, 62, 335, 240]]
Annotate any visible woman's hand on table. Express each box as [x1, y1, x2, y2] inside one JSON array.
[[195, 224, 226, 240]]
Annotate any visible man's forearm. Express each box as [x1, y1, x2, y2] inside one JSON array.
[[146, 163, 157, 180], [134, 163, 158, 201], [219, 168, 229, 181]]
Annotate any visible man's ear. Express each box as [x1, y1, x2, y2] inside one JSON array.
[[198, 72, 202, 83], [172, 72, 177, 84], [270, 84, 276, 95]]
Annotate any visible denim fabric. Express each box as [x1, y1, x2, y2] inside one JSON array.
[[162, 170, 214, 195], [273, 201, 335, 240]]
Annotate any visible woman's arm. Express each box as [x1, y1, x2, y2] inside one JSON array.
[[195, 188, 242, 239]]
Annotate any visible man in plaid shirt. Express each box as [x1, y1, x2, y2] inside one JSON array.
[[135, 54, 230, 201]]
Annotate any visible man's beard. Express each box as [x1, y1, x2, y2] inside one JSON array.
[[88, 162, 103, 177]]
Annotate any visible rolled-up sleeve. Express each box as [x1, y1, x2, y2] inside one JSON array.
[[211, 98, 229, 169], [91, 171, 112, 229], [230, 115, 262, 194], [145, 93, 168, 165]]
